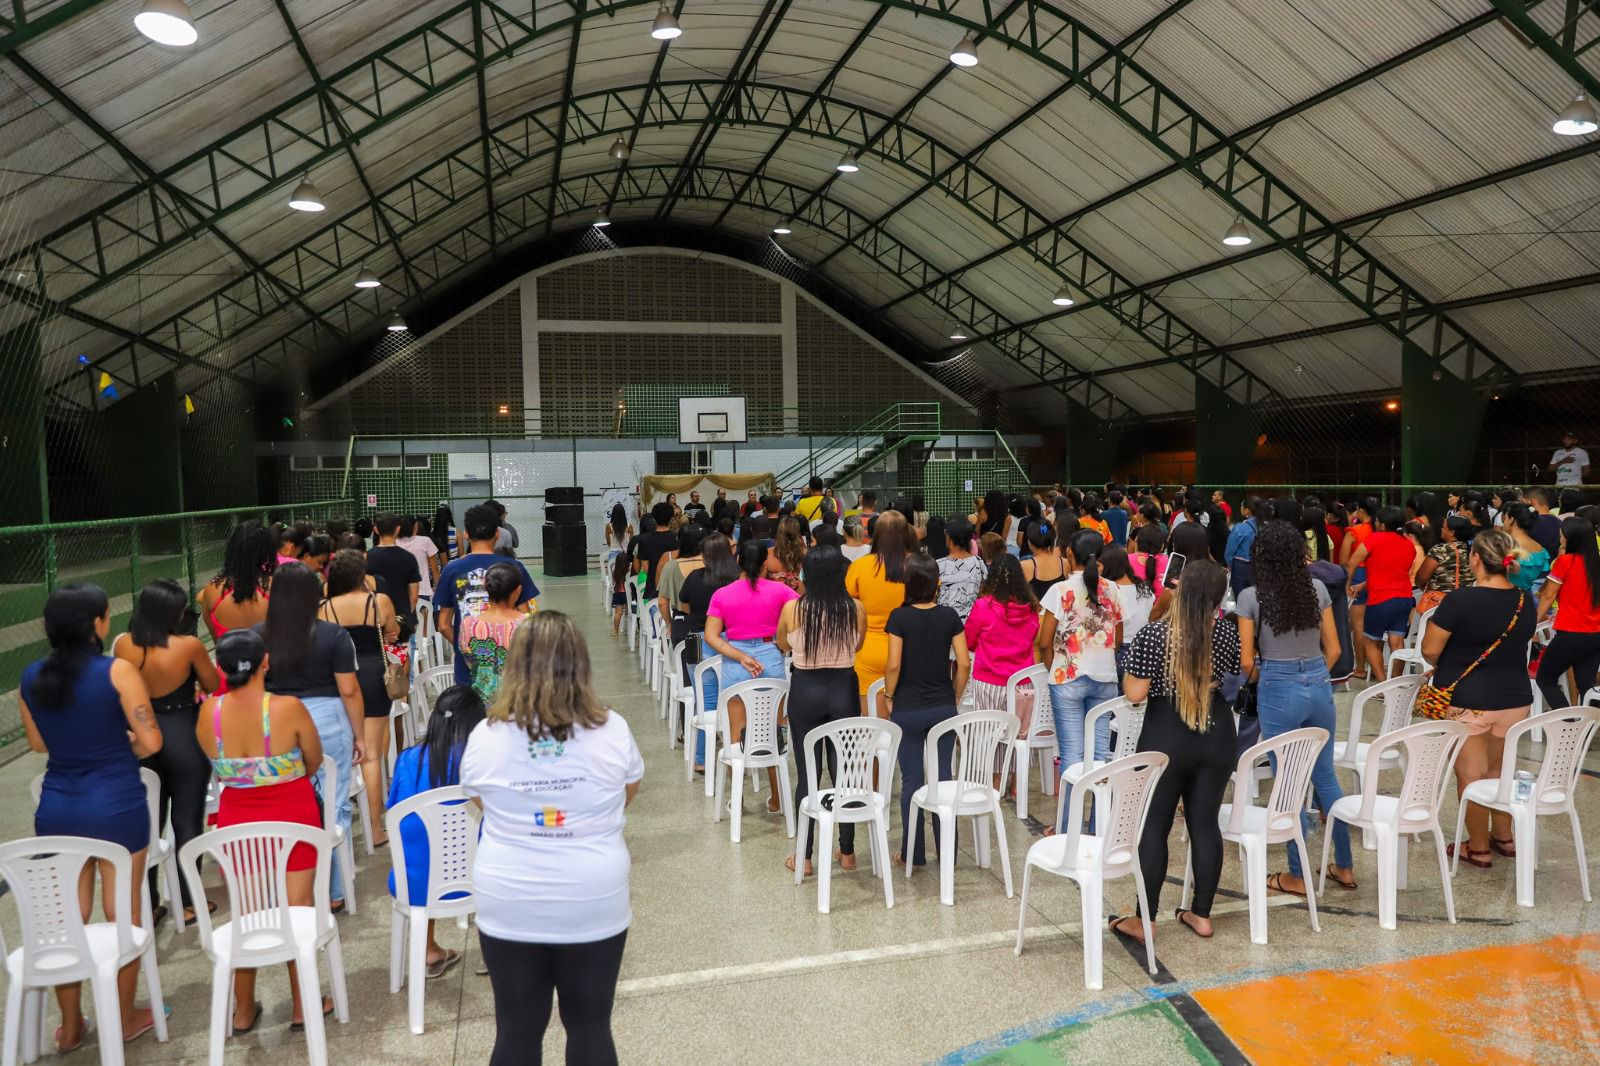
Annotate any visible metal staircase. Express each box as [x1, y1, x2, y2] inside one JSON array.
[[775, 403, 943, 489]]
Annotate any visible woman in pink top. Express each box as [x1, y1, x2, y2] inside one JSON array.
[[964, 555, 1041, 793], [705, 539, 799, 808], [776, 545, 865, 876]]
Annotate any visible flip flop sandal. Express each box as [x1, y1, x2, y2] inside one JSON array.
[[55, 1015, 90, 1053], [1446, 842, 1493, 869], [151, 904, 169, 927], [426, 950, 461, 980], [1490, 836, 1517, 858], [1174, 908, 1213, 939], [1324, 865, 1359, 890], [231, 1001, 264, 1036], [289, 998, 335, 1032], [1107, 914, 1144, 944], [183, 899, 220, 923], [1266, 872, 1308, 898]]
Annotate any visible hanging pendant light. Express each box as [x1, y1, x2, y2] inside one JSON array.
[[1221, 217, 1253, 247], [949, 34, 979, 68], [834, 152, 860, 173], [949, 325, 969, 341], [592, 209, 611, 228], [1553, 90, 1599, 136], [1051, 284, 1074, 307], [609, 136, 630, 162], [134, 0, 197, 46], [772, 218, 793, 235], [353, 266, 381, 289], [287, 177, 325, 212], [650, 4, 682, 40], [386, 313, 407, 332]]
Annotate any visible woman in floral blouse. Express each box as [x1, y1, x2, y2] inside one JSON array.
[[1035, 528, 1123, 833]]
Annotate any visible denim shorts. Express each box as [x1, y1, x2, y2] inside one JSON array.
[[1363, 595, 1413, 639]]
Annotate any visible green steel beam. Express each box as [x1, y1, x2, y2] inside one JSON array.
[[0, 0, 114, 56], [602, 0, 688, 213], [1490, 1, 1600, 98], [873, 8, 1503, 316], [472, 0, 498, 251], [542, 1, 587, 237]]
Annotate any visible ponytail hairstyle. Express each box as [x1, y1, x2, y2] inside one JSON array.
[[30, 584, 110, 709], [129, 578, 189, 649], [214, 627, 267, 691], [1133, 523, 1165, 588], [485, 563, 524, 605], [1561, 517, 1600, 609], [1066, 528, 1112, 620], [979, 553, 1037, 609], [422, 684, 488, 788], [1099, 544, 1152, 599], [1302, 504, 1332, 563], [1471, 528, 1515, 575], [1025, 519, 1056, 552], [1504, 502, 1538, 535], [1164, 560, 1228, 732], [737, 537, 767, 588]]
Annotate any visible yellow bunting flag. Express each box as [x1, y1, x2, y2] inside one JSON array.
[[97, 371, 111, 391], [184, 394, 195, 415]]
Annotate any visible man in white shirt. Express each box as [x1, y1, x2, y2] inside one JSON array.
[[1548, 431, 1591, 488]]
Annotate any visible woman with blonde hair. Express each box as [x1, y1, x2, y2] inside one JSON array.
[[462, 611, 643, 1066], [1116, 559, 1240, 942]]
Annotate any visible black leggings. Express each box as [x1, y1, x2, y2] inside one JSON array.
[[141, 702, 211, 909], [788, 666, 861, 859], [479, 929, 628, 1066], [1135, 696, 1236, 919], [1536, 629, 1600, 710]]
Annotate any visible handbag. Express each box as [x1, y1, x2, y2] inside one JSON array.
[[1416, 542, 1464, 615], [1415, 593, 1524, 720], [383, 642, 411, 701]]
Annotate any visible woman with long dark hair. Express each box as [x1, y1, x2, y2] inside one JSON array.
[[1536, 516, 1600, 709], [21, 583, 164, 1051], [679, 533, 737, 772], [1503, 502, 1553, 594], [1416, 514, 1475, 616], [432, 505, 459, 560], [1020, 519, 1065, 600], [1235, 522, 1354, 898], [1115, 561, 1239, 942], [198, 520, 275, 640], [847, 509, 919, 714], [965, 554, 1040, 790], [386, 684, 488, 978], [1302, 503, 1334, 563], [257, 562, 364, 912], [462, 613, 642, 1066], [1036, 527, 1124, 830], [1100, 543, 1156, 658], [777, 544, 866, 876], [114, 578, 220, 924], [321, 549, 399, 844], [975, 488, 1011, 541]]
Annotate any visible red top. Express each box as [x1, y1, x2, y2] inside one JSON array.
[[1549, 553, 1600, 633], [1363, 530, 1414, 606]]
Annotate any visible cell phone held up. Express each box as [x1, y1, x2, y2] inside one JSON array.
[[1164, 552, 1186, 589]]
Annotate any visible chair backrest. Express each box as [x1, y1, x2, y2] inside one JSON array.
[[1343, 674, 1422, 755], [385, 785, 481, 910], [320, 755, 343, 841], [866, 677, 885, 717], [140, 766, 164, 850], [1226, 727, 1329, 836], [801, 717, 902, 814], [0, 837, 135, 981], [692, 654, 723, 711], [415, 664, 455, 720], [1499, 707, 1600, 809], [1407, 607, 1437, 651], [1058, 752, 1169, 878], [645, 601, 661, 641], [925, 710, 1019, 797], [626, 576, 641, 615], [1005, 664, 1051, 740], [416, 599, 434, 639], [1083, 696, 1146, 769], [717, 678, 789, 758], [1359, 720, 1470, 828], [178, 821, 333, 962]]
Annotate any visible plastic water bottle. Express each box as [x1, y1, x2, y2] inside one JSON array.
[[1514, 770, 1535, 803]]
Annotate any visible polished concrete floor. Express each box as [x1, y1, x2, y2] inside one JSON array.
[[2, 571, 1599, 1064]]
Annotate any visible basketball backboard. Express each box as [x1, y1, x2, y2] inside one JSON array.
[[678, 396, 748, 443]]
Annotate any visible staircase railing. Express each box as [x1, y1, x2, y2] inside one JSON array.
[[774, 402, 942, 487]]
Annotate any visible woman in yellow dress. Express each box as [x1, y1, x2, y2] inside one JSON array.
[[846, 510, 919, 714]]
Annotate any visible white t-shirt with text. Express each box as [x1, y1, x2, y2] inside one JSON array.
[[1552, 447, 1590, 487]]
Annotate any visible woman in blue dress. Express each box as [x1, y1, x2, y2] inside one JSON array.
[[19, 583, 166, 1052], [387, 684, 486, 977]]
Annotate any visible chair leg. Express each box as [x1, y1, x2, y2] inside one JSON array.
[[876, 817, 895, 909], [1570, 807, 1591, 902], [21, 988, 42, 1066], [1450, 793, 1468, 876], [992, 800, 1014, 899], [794, 816, 811, 888], [1132, 863, 1158, 977], [1015, 744, 1030, 821], [389, 906, 405, 994], [142, 942, 169, 1042], [1512, 808, 1537, 908], [1179, 845, 1194, 911], [1356, 768, 1376, 851], [340, 839, 359, 915], [938, 810, 957, 906], [778, 759, 795, 840], [713, 752, 727, 818], [975, 813, 992, 869], [326, 932, 350, 1023], [295, 945, 330, 1065], [207, 961, 231, 1066], [3, 969, 23, 1066], [408, 910, 429, 1034], [817, 816, 833, 916], [1080, 876, 1104, 991], [1242, 838, 1268, 945], [358, 791, 375, 857], [730, 761, 745, 843], [903, 810, 920, 879], [1013, 863, 1033, 956], [1395, 827, 1409, 891], [90, 962, 125, 1066], [1293, 832, 1320, 934], [1374, 825, 1398, 930], [163, 855, 186, 933], [1430, 830, 1456, 924], [1318, 816, 1335, 895], [703, 729, 717, 798]]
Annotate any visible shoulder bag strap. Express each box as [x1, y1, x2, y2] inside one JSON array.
[[1447, 593, 1525, 690]]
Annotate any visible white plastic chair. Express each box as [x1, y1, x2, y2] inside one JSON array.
[[624, 578, 642, 652], [684, 655, 724, 794], [412, 665, 455, 732], [317, 758, 358, 916], [415, 600, 435, 643], [351, 771, 375, 858], [1058, 697, 1146, 830], [386, 786, 480, 1034], [1322, 720, 1469, 930], [638, 595, 658, 675], [793, 717, 902, 914], [865, 680, 898, 784], [385, 699, 414, 781], [664, 640, 686, 746], [1180, 727, 1328, 944], [905, 710, 1019, 906], [1014, 752, 1169, 990], [1333, 673, 1421, 849], [1004, 665, 1055, 821], [0, 837, 169, 1066], [178, 822, 349, 1066], [1385, 607, 1436, 677], [1451, 706, 1600, 907], [713, 678, 794, 843], [135, 767, 187, 934]]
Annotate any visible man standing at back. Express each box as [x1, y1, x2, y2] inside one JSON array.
[[365, 512, 422, 637], [485, 499, 519, 558], [434, 504, 539, 685], [795, 477, 827, 522]]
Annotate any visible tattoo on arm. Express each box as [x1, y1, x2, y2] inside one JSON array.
[[132, 703, 157, 731]]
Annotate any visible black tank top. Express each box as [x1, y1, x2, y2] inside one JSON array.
[[1028, 555, 1065, 601], [324, 594, 383, 658]]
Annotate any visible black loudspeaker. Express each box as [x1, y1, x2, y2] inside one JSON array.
[[542, 523, 589, 576], [545, 502, 585, 525], [544, 486, 583, 504]]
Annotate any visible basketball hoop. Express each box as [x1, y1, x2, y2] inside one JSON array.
[[694, 431, 723, 474]]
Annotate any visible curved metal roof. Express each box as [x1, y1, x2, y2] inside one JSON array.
[[3, 0, 1598, 419]]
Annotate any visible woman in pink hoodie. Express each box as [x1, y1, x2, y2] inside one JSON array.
[[963, 554, 1041, 792]]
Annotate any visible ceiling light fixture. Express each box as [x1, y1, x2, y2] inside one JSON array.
[[772, 219, 792, 235], [1384, 400, 1399, 412], [386, 313, 407, 332], [949, 325, 969, 341], [949, 34, 979, 67], [1221, 217, 1253, 247], [1553, 90, 1598, 136], [609, 136, 630, 162], [1051, 284, 1074, 307], [835, 152, 860, 173], [287, 177, 325, 212], [134, 0, 197, 46], [592, 209, 611, 228], [353, 267, 381, 289], [650, 4, 682, 40]]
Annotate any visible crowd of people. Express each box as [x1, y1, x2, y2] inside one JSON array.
[[18, 502, 640, 1065]]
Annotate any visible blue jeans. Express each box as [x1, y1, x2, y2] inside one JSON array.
[[698, 639, 787, 763], [304, 696, 353, 902], [1050, 676, 1120, 831], [1256, 657, 1352, 877], [891, 704, 957, 865]]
